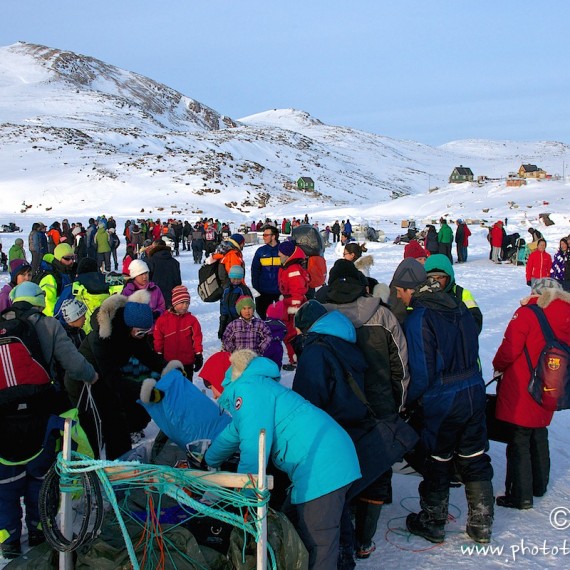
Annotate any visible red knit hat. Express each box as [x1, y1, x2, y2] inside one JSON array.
[[171, 285, 190, 307], [199, 351, 232, 393], [404, 240, 429, 260]]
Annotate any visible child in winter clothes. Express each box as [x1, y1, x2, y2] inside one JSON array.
[[122, 259, 166, 319], [550, 238, 570, 291], [0, 259, 32, 313], [218, 265, 253, 339], [222, 295, 272, 355], [263, 300, 287, 369], [153, 285, 203, 381]]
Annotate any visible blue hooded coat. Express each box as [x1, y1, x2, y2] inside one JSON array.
[[205, 352, 360, 505]]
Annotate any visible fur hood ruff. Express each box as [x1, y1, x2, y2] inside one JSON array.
[[97, 289, 151, 339], [520, 287, 570, 310]]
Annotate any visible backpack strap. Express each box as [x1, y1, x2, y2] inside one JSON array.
[[523, 304, 557, 374]]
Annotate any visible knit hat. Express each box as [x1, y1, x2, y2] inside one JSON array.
[[266, 300, 286, 320], [9, 282, 46, 308], [404, 240, 429, 260], [531, 277, 563, 295], [199, 351, 232, 393], [230, 234, 245, 247], [228, 265, 245, 279], [123, 302, 154, 329], [129, 259, 150, 279], [9, 259, 31, 282], [278, 240, 296, 257], [60, 299, 88, 324], [236, 295, 255, 313], [294, 300, 327, 332], [54, 243, 74, 261], [171, 285, 190, 306], [391, 258, 427, 290]]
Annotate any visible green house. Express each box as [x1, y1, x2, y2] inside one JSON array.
[[297, 177, 315, 190], [449, 166, 474, 184]]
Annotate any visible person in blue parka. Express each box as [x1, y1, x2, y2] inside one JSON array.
[[392, 258, 493, 545], [205, 349, 361, 570]]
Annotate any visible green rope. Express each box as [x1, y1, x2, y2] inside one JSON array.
[[56, 452, 277, 569]]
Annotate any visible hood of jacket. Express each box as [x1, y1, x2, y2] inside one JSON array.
[[307, 309, 356, 343], [75, 271, 109, 294], [424, 254, 455, 292], [323, 295, 381, 328], [355, 254, 374, 272], [411, 279, 459, 314], [283, 246, 306, 266], [521, 287, 570, 310]]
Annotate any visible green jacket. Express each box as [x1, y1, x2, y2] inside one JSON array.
[[95, 227, 111, 253], [437, 223, 453, 244]]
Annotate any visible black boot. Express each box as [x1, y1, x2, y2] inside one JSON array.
[[465, 481, 494, 543], [0, 540, 21, 559], [406, 489, 449, 544], [355, 500, 382, 559]]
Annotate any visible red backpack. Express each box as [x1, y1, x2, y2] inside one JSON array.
[[306, 255, 327, 288]]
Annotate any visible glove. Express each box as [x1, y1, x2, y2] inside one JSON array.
[[194, 353, 204, 372], [526, 280, 531, 286]]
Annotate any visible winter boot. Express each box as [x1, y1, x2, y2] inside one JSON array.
[[465, 481, 494, 543], [355, 500, 383, 559], [0, 540, 21, 560], [406, 489, 449, 544]]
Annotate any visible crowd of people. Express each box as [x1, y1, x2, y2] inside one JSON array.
[[0, 213, 569, 570]]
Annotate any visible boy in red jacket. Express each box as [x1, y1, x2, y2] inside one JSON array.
[[153, 285, 203, 380]]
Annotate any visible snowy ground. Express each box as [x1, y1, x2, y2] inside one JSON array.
[[1, 215, 570, 569]]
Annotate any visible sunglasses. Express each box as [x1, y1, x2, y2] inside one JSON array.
[[262, 233, 273, 237], [61, 256, 75, 261], [133, 328, 152, 338]]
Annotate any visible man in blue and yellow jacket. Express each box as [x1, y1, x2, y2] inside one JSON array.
[[250, 225, 281, 319]]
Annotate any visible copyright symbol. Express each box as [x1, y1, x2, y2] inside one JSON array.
[[550, 507, 570, 530]]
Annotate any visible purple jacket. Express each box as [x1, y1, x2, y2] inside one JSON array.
[[262, 318, 287, 369], [222, 317, 272, 355], [0, 283, 14, 313], [121, 280, 166, 318]]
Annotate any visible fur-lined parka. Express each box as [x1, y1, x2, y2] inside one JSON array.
[[493, 288, 570, 428], [205, 350, 360, 505]]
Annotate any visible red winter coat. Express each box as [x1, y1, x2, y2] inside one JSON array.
[[493, 290, 570, 428], [278, 246, 310, 315], [462, 224, 472, 247], [153, 310, 203, 365], [526, 250, 552, 282], [491, 222, 504, 247]]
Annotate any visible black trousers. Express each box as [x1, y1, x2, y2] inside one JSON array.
[[505, 425, 550, 503], [255, 292, 280, 320]]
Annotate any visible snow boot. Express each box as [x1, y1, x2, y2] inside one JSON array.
[[355, 500, 382, 559], [465, 481, 494, 543], [406, 489, 449, 544], [0, 540, 21, 560]]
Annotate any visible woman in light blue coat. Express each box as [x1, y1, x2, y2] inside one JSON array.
[[205, 349, 360, 570]]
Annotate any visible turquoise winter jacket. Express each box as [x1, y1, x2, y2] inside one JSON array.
[[205, 351, 361, 504]]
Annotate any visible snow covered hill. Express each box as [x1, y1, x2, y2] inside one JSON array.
[[1, 41, 569, 223]]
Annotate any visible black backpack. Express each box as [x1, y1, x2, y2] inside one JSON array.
[[197, 261, 227, 303], [526, 304, 570, 411]]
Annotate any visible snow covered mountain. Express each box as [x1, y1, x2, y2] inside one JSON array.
[[0, 41, 569, 222]]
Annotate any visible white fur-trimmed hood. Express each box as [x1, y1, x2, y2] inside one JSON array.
[[520, 287, 570, 310], [229, 349, 257, 381], [97, 289, 151, 339]]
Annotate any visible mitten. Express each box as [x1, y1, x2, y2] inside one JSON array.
[[194, 353, 204, 372]]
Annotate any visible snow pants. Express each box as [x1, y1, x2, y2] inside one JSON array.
[[505, 425, 549, 505]]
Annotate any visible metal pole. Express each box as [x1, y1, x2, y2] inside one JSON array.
[[256, 429, 268, 570], [59, 418, 74, 570]]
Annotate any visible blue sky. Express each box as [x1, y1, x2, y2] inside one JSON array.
[[2, 0, 569, 145]]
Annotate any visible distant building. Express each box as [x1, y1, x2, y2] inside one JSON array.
[[506, 178, 527, 187], [297, 176, 315, 190], [449, 166, 474, 183], [518, 164, 547, 179]]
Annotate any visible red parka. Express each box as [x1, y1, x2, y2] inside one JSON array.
[[493, 289, 570, 428], [278, 246, 310, 314], [491, 221, 504, 247], [526, 250, 553, 283], [153, 310, 203, 366]]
